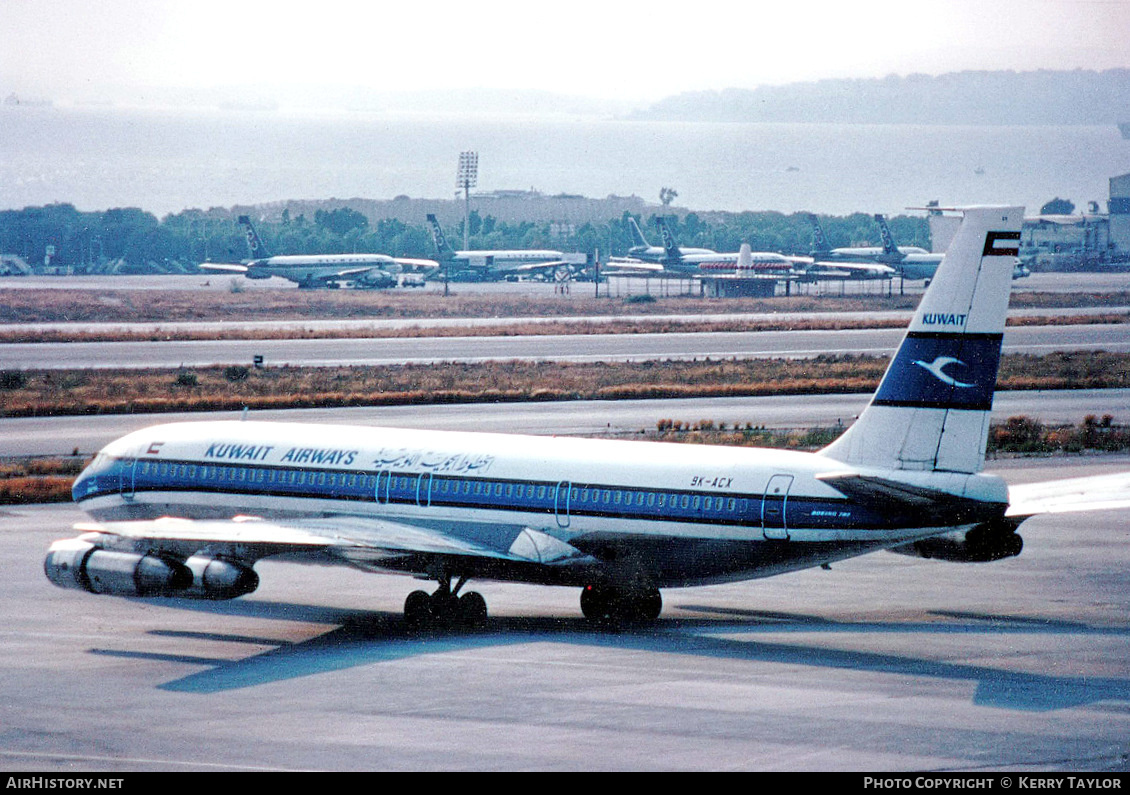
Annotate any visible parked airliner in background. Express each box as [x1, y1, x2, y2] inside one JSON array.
[[873, 213, 1028, 280], [625, 216, 716, 262], [873, 213, 946, 280], [607, 219, 800, 286], [807, 213, 1029, 282], [200, 216, 439, 289], [47, 206, 1130, 626], [623, 218, 891, 283], [425, 214, 576, 282], [807, 212, 933, 261]]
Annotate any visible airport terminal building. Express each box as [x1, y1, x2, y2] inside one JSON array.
[[1015, 172, 1130, 270]]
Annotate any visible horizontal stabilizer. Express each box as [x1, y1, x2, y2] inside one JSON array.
[[1006, 472, 1130, 519], [817, 473, 1004, 524]]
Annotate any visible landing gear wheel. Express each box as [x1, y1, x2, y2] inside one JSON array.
[[634, 587, 663, 622], [580, 584, 612, 620], [404, 589, 432, 627], [403, 578, 488, 629], [581, 585, 662, 623], [459, 591, 488, 626]]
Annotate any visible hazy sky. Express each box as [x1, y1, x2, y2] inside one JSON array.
[[3, 0, 1128, 106]]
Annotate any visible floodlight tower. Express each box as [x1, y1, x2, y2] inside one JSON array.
[[457, 151, 478, 250]]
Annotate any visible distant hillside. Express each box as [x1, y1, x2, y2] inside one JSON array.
[[628, 69, 1130, 125]]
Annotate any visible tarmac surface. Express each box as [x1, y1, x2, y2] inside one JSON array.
[[1, 455, 1128, 771], [4, 323, 1128, 370]]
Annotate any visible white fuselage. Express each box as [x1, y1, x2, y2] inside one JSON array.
[[628, 245, 718, 263], [247, 254, 397, 284], [72, 420, 1005, 588], [448, 250, 566, 276]]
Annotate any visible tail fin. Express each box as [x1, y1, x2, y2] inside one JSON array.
[[874, 214, 900, 258], [655, 217, 681, 260], [627, 216, 651, 248], [821, 206, 1023, 474], [806, 213, 830, 254], [426, 214, 454, 258], [736, 242, 753, 270], [237, 215, 270, 259]]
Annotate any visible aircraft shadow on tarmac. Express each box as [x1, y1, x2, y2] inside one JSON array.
[[81, 596, 1130, 713]]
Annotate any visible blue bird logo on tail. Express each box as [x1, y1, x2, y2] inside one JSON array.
[[913, 356, 975, 388]]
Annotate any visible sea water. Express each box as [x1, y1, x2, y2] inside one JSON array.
[[1, 105, 1127, 218]]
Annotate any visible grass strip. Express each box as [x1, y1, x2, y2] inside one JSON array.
[[2, 287, 1129, 326], [0, 312, 1126, 345], [2, 352, 1127, 418]]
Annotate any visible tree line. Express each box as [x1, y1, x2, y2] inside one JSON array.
[[0, 203, 930, 272]]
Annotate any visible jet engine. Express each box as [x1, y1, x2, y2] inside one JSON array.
[[45, 539, 259, 600], [45, 538, 192, 597], [183, 555, 259, 600], [890, 520, 1023, 563]]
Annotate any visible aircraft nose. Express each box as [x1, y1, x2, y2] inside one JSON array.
[[70, 458, 104, 502], [71, 468, 91, 502]]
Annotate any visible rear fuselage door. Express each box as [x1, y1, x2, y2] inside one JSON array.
[[762, 474, 794, 540]]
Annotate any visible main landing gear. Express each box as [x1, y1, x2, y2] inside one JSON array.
[[580, 584, 663, 623], [403, 574, 487, 629]]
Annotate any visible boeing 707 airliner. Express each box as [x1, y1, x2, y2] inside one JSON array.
[[200, 216, 439, 289], [46, 206, 1130, 626]]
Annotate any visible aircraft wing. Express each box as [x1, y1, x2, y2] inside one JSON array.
[[1005, 472, 1130, 519], [509, 260, 572, 274], [320, 266, 398, 287], [69, 514, 595, 573], [393, 257, 441, 273], [332, 266, 389, 278], [198, 262, 249, 274], [600, 258, 669, 275], [803, 260, 896, 279]]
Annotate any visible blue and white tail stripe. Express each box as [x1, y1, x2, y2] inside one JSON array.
[[821, 206, 1024, 474]]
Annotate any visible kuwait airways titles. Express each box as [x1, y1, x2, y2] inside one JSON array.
[[921, 312, 969, 327], [198, 441, 493, 473]]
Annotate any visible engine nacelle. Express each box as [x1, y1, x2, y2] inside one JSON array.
[[45, 538, 192, 597], [891, 521, 1023, 563], [183, 555, 259, 600], [45, 541, 259, 600]]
